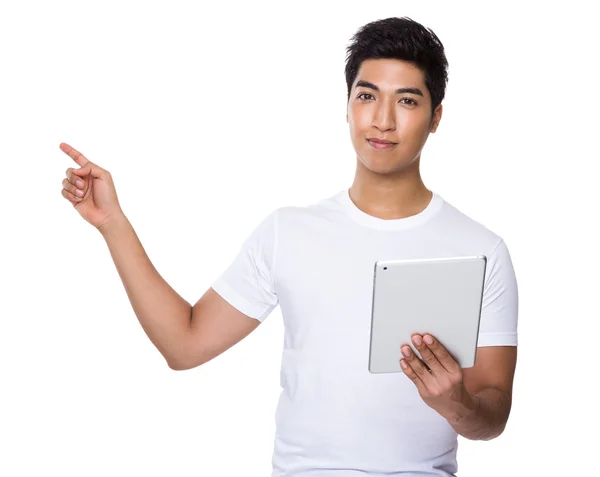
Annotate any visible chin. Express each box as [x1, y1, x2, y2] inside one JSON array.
[[357, 152, 415, 175], [359, 157, 401, 175]]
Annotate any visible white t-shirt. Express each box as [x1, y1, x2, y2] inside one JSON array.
[[211, 188, 518, 477]]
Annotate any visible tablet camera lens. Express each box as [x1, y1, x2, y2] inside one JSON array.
[[383, 267, 387, 270]]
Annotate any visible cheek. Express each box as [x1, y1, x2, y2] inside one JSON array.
[[350, 123, 369, 147], [404, 112, 430, 130], [397, 117, 430, 142], [348, 114, 370, 136]]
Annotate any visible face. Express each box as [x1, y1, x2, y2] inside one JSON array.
[[346, 58, 442, 175]]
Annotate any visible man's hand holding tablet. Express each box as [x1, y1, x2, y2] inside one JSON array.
[[399, 332, 476, 423]]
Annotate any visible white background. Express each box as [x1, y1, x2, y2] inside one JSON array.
[[1, 1, 598, 475]]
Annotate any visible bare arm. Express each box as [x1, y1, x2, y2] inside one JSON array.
[[59, 143, 258, 369], [100, 214, 260, 370], [100, 214, 193, 368], [174, 287, 261, 370], [447, 387, 512, 441]]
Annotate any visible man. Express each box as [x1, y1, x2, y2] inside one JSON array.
[[60, 16, 518, 477]]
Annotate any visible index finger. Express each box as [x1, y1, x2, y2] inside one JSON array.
[[59, 142, 89, 167], [423, 334, 460, 374]]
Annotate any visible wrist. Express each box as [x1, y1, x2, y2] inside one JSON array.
[[446, 387, 478, 425], [98, 211, 128, 237]]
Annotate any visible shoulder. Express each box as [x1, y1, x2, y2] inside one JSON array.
[[275, 193, 344, 229], [436, 198, 505, 254]]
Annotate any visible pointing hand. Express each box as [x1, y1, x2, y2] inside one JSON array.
[[60, 142, 125, 232]]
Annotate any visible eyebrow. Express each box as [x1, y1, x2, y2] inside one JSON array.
[[355, 79, 424, 97]]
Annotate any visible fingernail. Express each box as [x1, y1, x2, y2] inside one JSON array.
[[402, 347, 411, 357], [75, 189, 84, 197], [424, 335, 433, 345], [76, 180, 84, 188], [413, 336, 422, 346]]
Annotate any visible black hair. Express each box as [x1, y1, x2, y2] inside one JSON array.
[[345, 17, 449, 119]]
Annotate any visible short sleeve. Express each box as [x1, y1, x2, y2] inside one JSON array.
[[210, 209, 279, 322], [477, 239, 519, 347]]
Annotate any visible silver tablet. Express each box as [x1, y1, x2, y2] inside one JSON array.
[[368, 255, 487, 374]]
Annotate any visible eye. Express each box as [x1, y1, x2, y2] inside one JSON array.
[[400, 98, 418, 106], [357, 93, 374, 101]]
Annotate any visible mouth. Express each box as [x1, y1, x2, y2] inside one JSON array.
[[367, 139, 398, 150]]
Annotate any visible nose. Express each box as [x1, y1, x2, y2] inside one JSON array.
[[371, 101, 396, 132]]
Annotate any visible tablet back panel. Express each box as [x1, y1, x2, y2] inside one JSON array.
[[368, 256, 486, 374]]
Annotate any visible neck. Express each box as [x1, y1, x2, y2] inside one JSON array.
[[349, 158, 432, 220]]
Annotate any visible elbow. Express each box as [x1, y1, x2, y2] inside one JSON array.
[[167, 354, 199, 370], [492, 422, 508, 440], [167, 355, 205, 371], [167, 314, 199, 370], [166, 349, 192, 370], [168, 359, 190, 371], [481, 422, 508, 441]]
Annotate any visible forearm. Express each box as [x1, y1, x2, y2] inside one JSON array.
[[99, 214, 191, 367], [447, 387, 512, 441]]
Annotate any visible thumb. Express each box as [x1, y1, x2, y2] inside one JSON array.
[[73, 162, 105, 179]]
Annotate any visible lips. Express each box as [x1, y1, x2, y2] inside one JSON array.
[[367, 138, 398, 150]]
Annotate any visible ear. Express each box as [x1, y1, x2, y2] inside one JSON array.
[[346, 96, 352, 123], [430, 103, 443, 133]]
